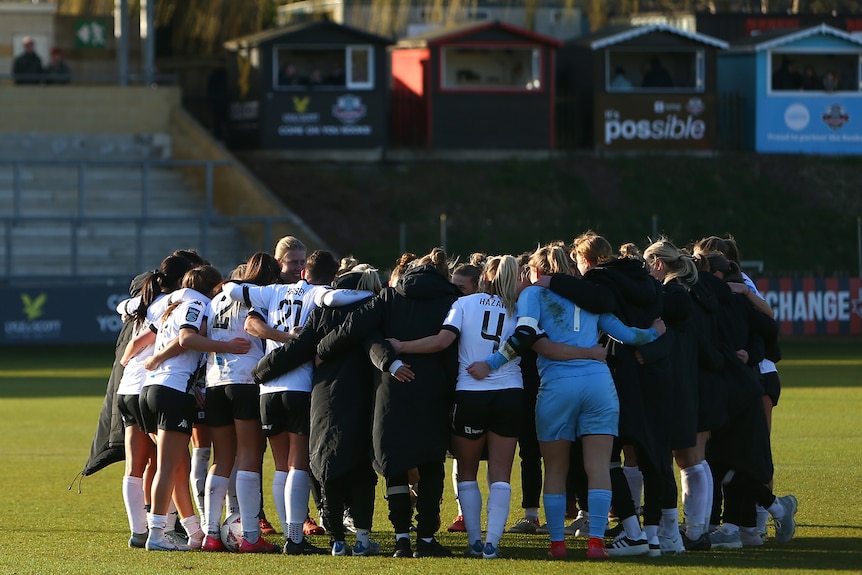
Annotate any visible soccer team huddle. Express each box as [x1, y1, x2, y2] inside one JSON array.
[[114, 231, 797, 560]]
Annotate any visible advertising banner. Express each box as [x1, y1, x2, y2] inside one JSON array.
[[3, 278, 860, 345], [262, 92, 385, 148], [1, 286, 128, 345], [595, 94, 716, 150], [755, 277, 862, 336], [756, 96, 862, 154]]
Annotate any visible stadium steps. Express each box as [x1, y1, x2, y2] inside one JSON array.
[[0, 219, 251, 278], [0, 138, 253, 278]]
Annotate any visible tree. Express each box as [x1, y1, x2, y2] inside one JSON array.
[[56, 0, 278, 56]]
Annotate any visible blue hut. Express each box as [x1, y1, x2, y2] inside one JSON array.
[[719, 24, 862, 154]]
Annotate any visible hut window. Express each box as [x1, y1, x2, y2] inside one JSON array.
[[274, 45, 374, 90], [606, 49, 704, 92], [347, 46, 374, 89], [441, 46, 542, 91], [769, 52, 860, 93]]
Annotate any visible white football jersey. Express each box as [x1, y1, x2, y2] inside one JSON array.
[[144, 298, 208, 394], [444, 293, 522, 392], [116, 293, 170, 396], [224, 280, 329, 393], [205, 291, 265, 387]]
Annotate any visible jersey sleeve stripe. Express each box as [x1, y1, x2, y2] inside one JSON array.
[[441, 324, 460, 337]]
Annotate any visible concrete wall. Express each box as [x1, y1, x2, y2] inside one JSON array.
[[0, 85, 181, 133]]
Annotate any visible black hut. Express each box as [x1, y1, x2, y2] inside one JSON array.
[[558, 24, 728, 151], [224, 21, 392, 150]]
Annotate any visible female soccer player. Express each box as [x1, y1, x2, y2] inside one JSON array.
[[480, 244, 665, 560], [316, 247, 461, 558], [200, 253, 281, 553], [254, 265, 384, 556], [389, 254, 606, 559], [140, 266, 252, 551], [642, 238, 700, 553], [388, 252, 416, 287], [673, 249, 730, 550], [116, 255, 193, 548], [693, 252, 796, 550], [389, 255, 523, 558], [451, 262, 482, 296], [222, 250, 339, 555], [694, 235, 782, 539], [444, 259, 482, 534], [538, 233, 666, 557]]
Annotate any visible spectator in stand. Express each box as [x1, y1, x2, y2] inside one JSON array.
[[822, 70, 838, 93], [642, 57, 673, 88], [279, 63, 304, 87], [45, 48, 71, 84], [13, 36, 43, 85], [801, 66, 822, 91], [308, 69, 324, 86], [610, 66, 633, 90], [771, 57, 801, 91]]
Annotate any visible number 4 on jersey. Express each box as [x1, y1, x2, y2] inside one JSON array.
[[481, 310, 506, 353]]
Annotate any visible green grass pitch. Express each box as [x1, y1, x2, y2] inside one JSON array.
[[0, 340, 860, 574]]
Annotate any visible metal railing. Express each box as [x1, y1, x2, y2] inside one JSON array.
[[0, 159, 291, 283], [0, 72, 179, 86], [2, 158, 230, 218], [0, 214, 295, 284]]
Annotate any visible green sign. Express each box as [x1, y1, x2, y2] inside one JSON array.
[[75, 19, 107, 49]]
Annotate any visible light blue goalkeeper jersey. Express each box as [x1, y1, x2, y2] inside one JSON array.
[[489, 286, 659, 383]]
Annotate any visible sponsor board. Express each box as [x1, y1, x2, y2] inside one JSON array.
[[755, 277, 862, 336], [0, 286, 128, 345], [596, 94, 715, 150], [274, 93, 373, 138], [758, 97, 862, 154], [3, 279, 861, 342], [230, 101, 259, 121]]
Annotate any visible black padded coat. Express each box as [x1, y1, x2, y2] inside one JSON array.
[[253, 292, 382, 484], [707, 276, 779, 484], [316, 265, 460, 477]]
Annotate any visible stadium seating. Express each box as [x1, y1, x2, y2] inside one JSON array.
[[0, 133, 252, 279]]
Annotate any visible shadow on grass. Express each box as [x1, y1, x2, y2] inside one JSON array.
[[0, 345, 114, 398], [491, 538, 862, 569], [0, 379, 109, 399]]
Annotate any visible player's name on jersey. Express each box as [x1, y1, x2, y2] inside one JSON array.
[[479, 297, 505, 309]]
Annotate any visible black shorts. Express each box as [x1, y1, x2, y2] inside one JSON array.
[[118, 393, 144, 430], [206, 384, 261, 426], [139, 385, 195, 436], [260, 391, 310, 437], [451, 388, 523, 440], [761, 371, 781, 407]]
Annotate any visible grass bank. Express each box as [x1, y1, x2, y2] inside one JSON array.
[[243, 153, 862, 276]]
